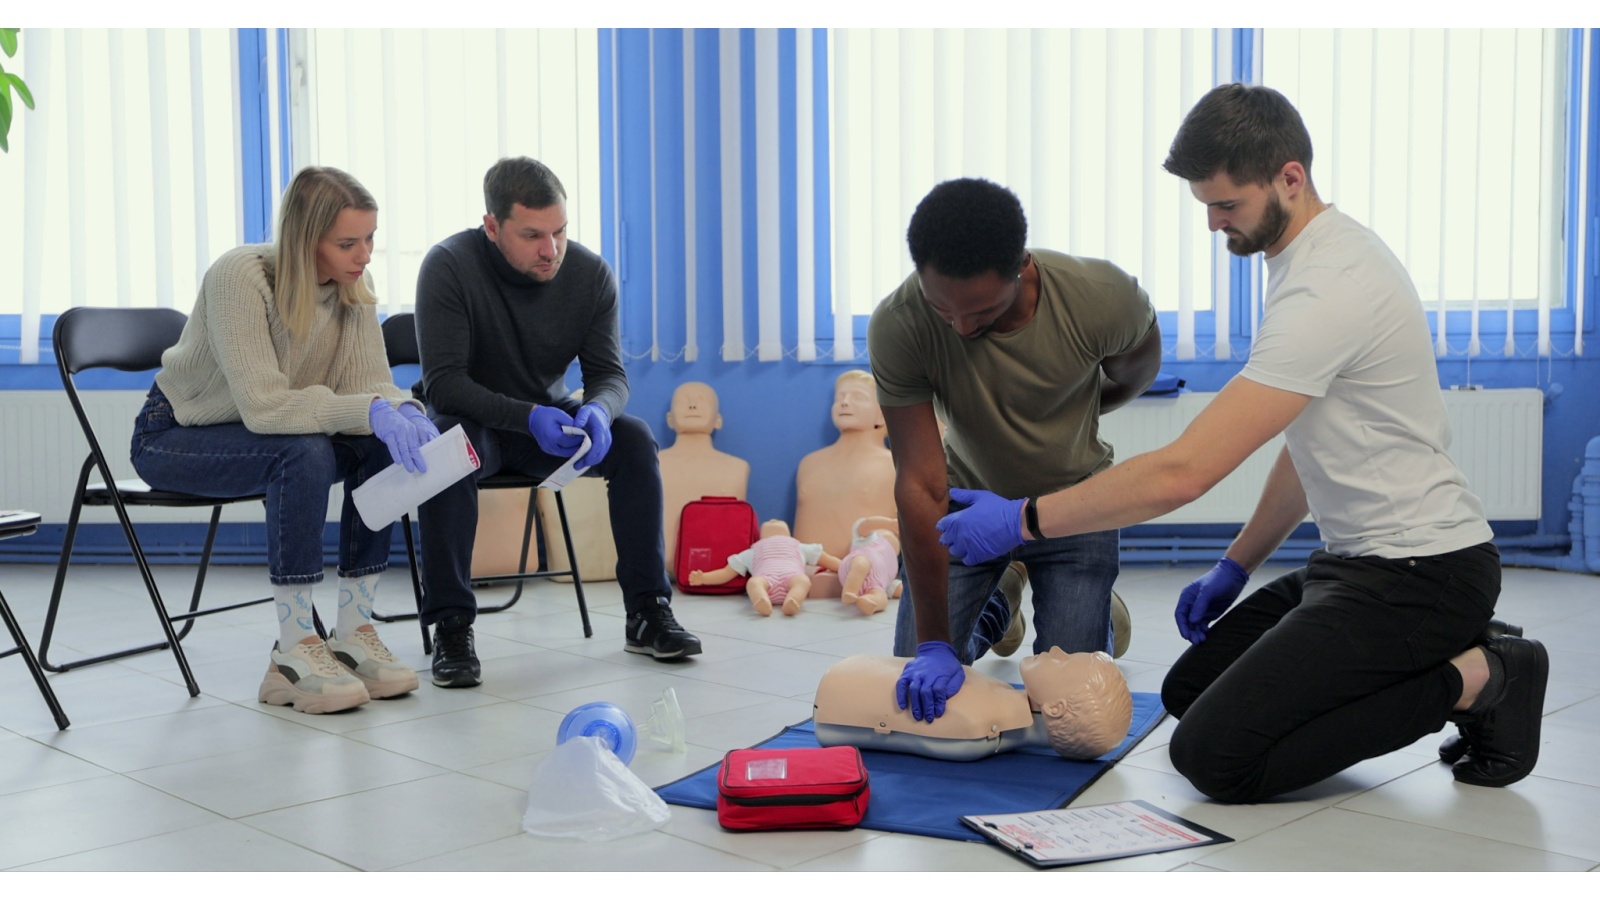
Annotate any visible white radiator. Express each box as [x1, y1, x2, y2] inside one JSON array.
[[0, 387, 1545, 525], [0, 390, 341, 524], [1098, 388, 1543, 524]]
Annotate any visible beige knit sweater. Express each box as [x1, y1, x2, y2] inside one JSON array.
[[155, 244, 416, 434]]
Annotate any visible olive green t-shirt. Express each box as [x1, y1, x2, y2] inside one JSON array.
[[867, 249, 1156, 499]]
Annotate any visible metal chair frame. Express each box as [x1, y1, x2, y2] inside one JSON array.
[[1, 511, 71, 729], [37, 307, 274, 697]]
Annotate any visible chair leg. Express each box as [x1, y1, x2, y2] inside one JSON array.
[[478, 489, 539, 615], [1, 588, 70, 730], [38, 457, 202, 696], [370, 515, 432, 655], [552, 492, 592, 638]]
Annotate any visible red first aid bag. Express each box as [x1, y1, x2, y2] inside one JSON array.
[[715, 746, 870, 831], [675, 495, 759, 594]]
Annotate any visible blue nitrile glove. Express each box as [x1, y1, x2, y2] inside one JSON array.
[[937, 487, 1027, 566], [572, 402, 612, 469], [895, 640, 966, 723], [397, 403, 441, 443], [528, 404, 585, 457], [369, 399, 425, 474], [1175, 557, 1250, 645]]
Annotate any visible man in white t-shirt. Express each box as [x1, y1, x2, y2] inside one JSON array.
[[929, 83, 1547, 802]]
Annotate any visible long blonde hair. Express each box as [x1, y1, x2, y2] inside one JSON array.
[[273, 166, 378, 340]]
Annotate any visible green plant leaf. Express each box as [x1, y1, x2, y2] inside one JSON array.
[[6, 72, 30, 109], [0, 29, 16, 58], [0, 90, 11, 153]]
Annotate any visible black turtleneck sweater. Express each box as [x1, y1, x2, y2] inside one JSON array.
[[413, 227, 628, 433]]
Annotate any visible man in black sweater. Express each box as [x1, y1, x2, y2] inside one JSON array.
[[413, 157, 702, 687]]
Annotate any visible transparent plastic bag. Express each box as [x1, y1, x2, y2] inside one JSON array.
[[521, 735, 672, 841]]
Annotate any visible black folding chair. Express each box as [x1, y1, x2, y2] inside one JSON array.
[[37, 307, 275, 697], [375, 313, 591, 654], [0, 510, 70, 730]]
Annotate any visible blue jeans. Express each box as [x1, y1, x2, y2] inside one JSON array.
[[128, 385, 395, 585], [414, 406, 672, 625], [1160, 543, 1500, 803], [892, 521, 1121, 663]]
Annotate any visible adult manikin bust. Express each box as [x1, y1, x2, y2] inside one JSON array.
[[813, 648, 1133, 761], [794, 370, 897, 598], [660, 381, 750, 578]]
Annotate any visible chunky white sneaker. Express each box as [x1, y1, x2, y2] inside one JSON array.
[[259, 640, 371, 714], [327, 628, 420, 699]]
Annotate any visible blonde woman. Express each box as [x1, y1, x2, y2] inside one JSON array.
[[130, 166, 433, 714]]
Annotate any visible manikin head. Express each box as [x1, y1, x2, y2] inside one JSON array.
[[832, 370, 885, 435], [1019, 647, 1133, 760], [1163, 83, 1318, 259], [482, 156, 569, 282], [667, 381, 722, 436], [758, 519, 792, 540]]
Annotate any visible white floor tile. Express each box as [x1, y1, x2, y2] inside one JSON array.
[[8, 820, 356, 871], [0, 733, 112, 796], [1200, 806, 1594, 871], [239, 772, 527, 870], [125, 732, 447, 818], [0, 774, 222, 869]]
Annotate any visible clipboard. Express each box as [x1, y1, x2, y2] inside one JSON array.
[[960, 800, 1232, 868]]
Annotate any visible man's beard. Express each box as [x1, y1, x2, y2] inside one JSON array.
[[1225, 193, 1291, 256]]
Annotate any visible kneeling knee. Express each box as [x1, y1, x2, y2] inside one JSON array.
[[1168, 725, 1268, 805]]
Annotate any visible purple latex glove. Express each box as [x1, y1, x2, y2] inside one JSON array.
[[936, 487, 1027, 566], [572, 402, 612, 469], [1175, 557, 1249, 644], [528, 404, 584, 457], [397, 403, 441, 443], [895, 640, 966, 723], [369, 399, 424, 473]]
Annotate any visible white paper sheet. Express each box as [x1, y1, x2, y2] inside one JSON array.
[[352, 425, 482, 531], [539, 426, 592, 491]]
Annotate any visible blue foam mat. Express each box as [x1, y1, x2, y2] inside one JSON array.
[[655, 692, 1167, 842]]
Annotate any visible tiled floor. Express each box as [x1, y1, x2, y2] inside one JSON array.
[[1, 559, 1597, 872]]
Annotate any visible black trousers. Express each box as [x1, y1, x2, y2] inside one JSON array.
[[415, 408, 672, 625], [1160, 542, 1501, 803]]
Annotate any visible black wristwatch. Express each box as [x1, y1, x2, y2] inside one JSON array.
[[1023, 496, 1046, 541]]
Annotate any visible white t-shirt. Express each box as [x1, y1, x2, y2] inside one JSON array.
[[1241, 206, 1493, 558]]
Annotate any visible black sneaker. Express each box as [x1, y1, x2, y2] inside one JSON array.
[[1438, 619, 1524, 764], [1452, 635, 1548, 788], [625, 597, 703, 660], [431, 614, 482, 688]]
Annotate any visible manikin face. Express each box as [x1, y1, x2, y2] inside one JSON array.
[[314, 207, 376, 286], [668, 382, 721, 435], [1019, 646, 1134, 760], [1190, 170, 1294, 258], [832, 379, 884, 434], [918, 265, 1025, 339], [484, 201, 568, 282]]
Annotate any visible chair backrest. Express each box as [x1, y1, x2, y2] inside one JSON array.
[[53, 307, 189, 377], [382, 313, 420, 367]]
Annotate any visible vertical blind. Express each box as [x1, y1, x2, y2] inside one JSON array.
[[1263, 28, 1578, 359], [293, 29, 603, 317], [828, 29, 1219, 359], [0, 28, 241, 363]]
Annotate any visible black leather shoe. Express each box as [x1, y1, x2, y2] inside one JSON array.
[[625, 597, 703, 660], [1439, 620, 1525, 763], [1453, 635, 1548, 787], [431, 615, 482, 688]]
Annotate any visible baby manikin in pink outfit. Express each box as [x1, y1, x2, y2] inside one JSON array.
[[837, 516, 903, 615], [688, 520, 842, 616]]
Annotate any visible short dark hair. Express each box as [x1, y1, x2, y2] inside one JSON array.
[[1163, 83, 1313, 186], [906, 178, 1028, 280], [484, 157, 567, 222]]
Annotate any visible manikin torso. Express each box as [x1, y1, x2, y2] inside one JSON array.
[[660, 382, 750, 577], [794, 375, 897, 596]]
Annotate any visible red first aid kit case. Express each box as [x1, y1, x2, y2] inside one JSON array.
[[675, 495, 759, 594], [715, 746, 870, 831]]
